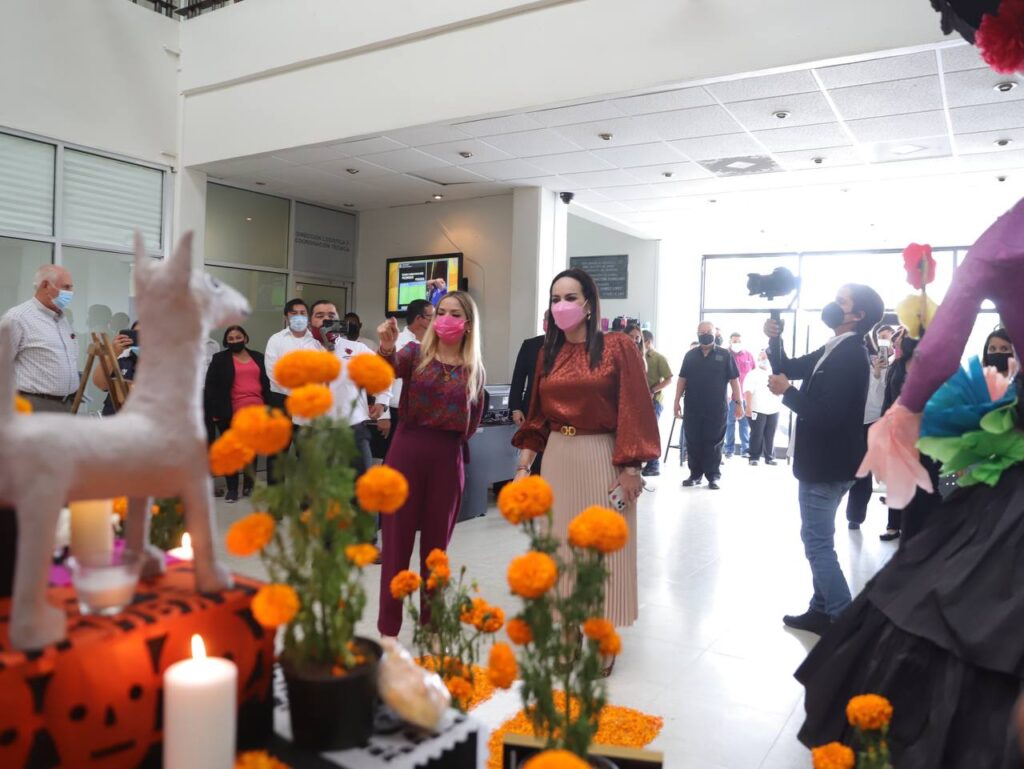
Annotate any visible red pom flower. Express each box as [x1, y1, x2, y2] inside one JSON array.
[[902, 243, 936, 289], [978, 0, 1024, 74]]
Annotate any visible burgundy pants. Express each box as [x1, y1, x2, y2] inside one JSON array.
[[377, 424, 465, 636]]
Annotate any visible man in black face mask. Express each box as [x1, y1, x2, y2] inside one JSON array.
[[983, 328, 1015, 374], [765, 283, 884, 635], [343, 311, 376, 350]]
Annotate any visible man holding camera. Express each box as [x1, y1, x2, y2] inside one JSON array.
[[765, 284, 884, 634]]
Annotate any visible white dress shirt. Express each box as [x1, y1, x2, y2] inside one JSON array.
[[374, 326, 418, 410], [264, 327, 323, 394], [743, 366, 782, 416], [2, 298, 80, 397], [330, 340, 388, 424]]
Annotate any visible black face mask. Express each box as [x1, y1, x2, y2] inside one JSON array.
[[984, 352, 1013, 374], [821, 302, 846, 330], [714, 335, 723, 346], [346, 322, 361, 340], [698, 333, 715, 346], [227, 341, 245, 353]]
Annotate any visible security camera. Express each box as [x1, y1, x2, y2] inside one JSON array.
[[559, 191, 575, 205]]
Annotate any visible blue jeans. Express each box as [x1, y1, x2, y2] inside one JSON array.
[[798, 480, 855, 616], [646, 400, 663, 471], [724, 398, 749, 456]]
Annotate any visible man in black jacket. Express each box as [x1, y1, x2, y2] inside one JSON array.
[[510, 315, 548, 473], [765, 283, 884, 635]]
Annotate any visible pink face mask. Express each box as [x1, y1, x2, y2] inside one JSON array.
[[551, 300, 587, 332], [433, 314, 466, 343]]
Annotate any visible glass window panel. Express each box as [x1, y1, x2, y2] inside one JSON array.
[[0, 237, 52, 317], [0, 133, 55, 236], [205, 184, 290, 269], [205, 265, 288, 354], [702, 254, 800, 310], [63, 150, 163, 251], [798, 250, 955, 311]]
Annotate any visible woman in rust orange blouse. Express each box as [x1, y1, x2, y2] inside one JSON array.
[[512, 268, 660, 672]]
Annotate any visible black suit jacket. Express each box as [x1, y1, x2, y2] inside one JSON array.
[[768, 334, 869, 483], [203, 349, 272, 424], [509, 335, 545, 414]]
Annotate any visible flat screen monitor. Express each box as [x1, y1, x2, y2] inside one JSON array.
[[385, 253, 463, 317]]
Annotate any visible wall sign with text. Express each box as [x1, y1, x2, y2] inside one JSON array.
[[569, 254, 629, 299]]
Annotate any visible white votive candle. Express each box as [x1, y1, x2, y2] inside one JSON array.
[[167, 533, 194, 561], [74, 568, 138, 614], [69, 499, 114, 561], [164, 635, 237, 769]]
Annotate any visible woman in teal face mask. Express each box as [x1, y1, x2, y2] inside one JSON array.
[[92, 320, 139, 416]]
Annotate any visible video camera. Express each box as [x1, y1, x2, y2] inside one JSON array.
[[746, 267, 799, 323]]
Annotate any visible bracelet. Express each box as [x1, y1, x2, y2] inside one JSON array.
[[378, 346, 395, 356], [515, 465, 532, 475]]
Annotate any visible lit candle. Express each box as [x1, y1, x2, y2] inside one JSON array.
[[164, 635, 237, 769], [167, 533, 194, 561], [69, 499, 114, 562]]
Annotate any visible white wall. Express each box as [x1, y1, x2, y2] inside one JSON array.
[[355, 195, 514, 381], [567, 214, 660, 331], [0, 0, 179, 166]]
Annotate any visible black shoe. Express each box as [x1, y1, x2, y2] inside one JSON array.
[[749, 459, 759, 466], [707, 481, 720, 490], [879, 529, 901, 542], [225, 491, 239, 503], [782, 609, 831, 635], [682, 477, 702, 487], [242, 484, 253, 497], [214, 486, 225, 498], [641, 466, 660, 477], [765, 458, 777, 465], [848, 521, 860, 530]]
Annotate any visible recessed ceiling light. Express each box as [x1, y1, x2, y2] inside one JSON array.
[[254, 181, 266, 186], [662, 171, 674, 178], [433, 194, 444, 200], [995, 138, 1013, 147], [458, 151, 474, 159], [773, 110, 790, 120], [245, 217, 252, 222], [343, 203, 355, 208], [708, 199, 717, 204], [995, 81, 1018, 93], [346, 168, 360, 174], [812, 156, 824, 165], [890, 143, 926, 156], [598, 132, 613, 141]]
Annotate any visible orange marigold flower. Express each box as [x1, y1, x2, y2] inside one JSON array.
[[425, 548, 449, 572], [231, 405, 293, 455], [598, 630, 622, 657], [583, 618, 615, 642], [461, 597, 486, 624], [846, 694, 893, 731], [567, 505, 629, 554], [390, 570, 422, 599], [347, 352, 395, 394], [251, 584, 299, 628], [150, 504, 161, 516], [344, 543, 379, 568], [426, 563, 451, 591], [488, 642, 517, 689], [235, 750, 292, 769], [274, 349, 341, 389], [225, 512, 276, 557], [506, 617, 533, 645], [355, 465, 409, 514], [286, 384, 333, 419], [811, 742, 855, 769], [497, 475, 553, 525], [523, 750, 590, 769], [112, 497, 128, 519], [209, 429, 255, 476], [507, 551, 557, 599], [14, 395, 32, 414], [474, 602, 504, 633], [445, 675, 472, 706]]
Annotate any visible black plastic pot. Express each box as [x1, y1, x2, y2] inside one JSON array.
[[283, 637, 383, 751]]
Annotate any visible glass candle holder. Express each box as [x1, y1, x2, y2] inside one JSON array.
[[67, 548, 143, 616]]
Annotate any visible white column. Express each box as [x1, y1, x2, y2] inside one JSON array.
[[173, 166, 207, 268]]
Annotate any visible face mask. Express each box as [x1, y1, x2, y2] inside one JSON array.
[[346, 322, 361, 340], [984, 352, 1013, 374], [551, 301, 587, 332], [227, 341, 245, 353], [698, 333, 715, 346], [821, 302, 847, 330], [130, 345, 140, 357], [714, 335, 723, 347], [433, 314, 467, 343], [730, 343, 741, 352], [758, 358, 770, 370], [288, 314, 308, 333], [53, 290, 73, 311]]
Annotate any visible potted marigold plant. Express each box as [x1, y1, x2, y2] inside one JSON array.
[[391, 548, 506, 711], [211, 348, 409, 751], [490, 475, 627, 759]]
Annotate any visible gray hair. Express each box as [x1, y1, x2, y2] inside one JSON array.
[[32, 264, 63, 290]]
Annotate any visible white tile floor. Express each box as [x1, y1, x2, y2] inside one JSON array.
[[214, 454, 899, 768]]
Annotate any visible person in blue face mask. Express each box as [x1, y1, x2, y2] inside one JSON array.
[[1, 264, 79, 412], [263, 298, 317, 410]]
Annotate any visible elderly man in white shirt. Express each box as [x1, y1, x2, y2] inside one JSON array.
[[264, 298, 321, 409], [374, 298, 435, 448], [2, 264, 79, 412]]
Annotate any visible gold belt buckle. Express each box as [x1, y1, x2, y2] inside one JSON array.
[[560, 425, 577, 437]]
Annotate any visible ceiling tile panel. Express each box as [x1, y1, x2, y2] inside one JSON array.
[[509, 175, 574, 189], [774, 146, 864, 170], [383, 124, 471, 147], [829, 76, 943, 120], [481, 128, 583, 157], [627, 162, 715, 183], [669, 132, 766, 161], [610, 87, 715, 115], [845, 111, 948, 143], [725, 91, 837, 131], [705, 70, 819, 103], [816, 51, 938, 89], [862, 136, 952, 164], [272, 143, 353, 165], [457, 113, 544, 136], [949, 101, 1024, 134], [596, 184, 661, 201], [630, 105, 743, 140], [529, 151, 614, 174], [332, 136, 405, 155], [457, 158, 547, 180], [753, 122, 851, 152], [955, 129, 1024, 154], [562, 168, 642, 188], [943, 69, 1024, 108], [939, 44, 989, 73], [591, 142, 688, 167], [318, 157, 395, 179], [553, 117, 664, 148], [529, 101, 627, 127], [956, 148, 1024, 171], [359, 148, 450, 173], [417, 139, 512, 165], [410, 166, 491, 184]]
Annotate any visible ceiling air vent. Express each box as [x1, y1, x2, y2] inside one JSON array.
[[698, 156, 781, 177]]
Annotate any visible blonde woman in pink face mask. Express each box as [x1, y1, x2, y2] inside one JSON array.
[[512, 268, 660, 676]]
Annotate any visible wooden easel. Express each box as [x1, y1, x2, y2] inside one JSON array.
[[70, 333, 130, 415]]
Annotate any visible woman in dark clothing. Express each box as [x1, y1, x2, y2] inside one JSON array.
[[203, 325, 272, 502]]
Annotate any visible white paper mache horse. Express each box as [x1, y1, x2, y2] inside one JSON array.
[[0, 232, 251, 650]]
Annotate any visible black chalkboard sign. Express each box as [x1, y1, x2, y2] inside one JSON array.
[[569, 254, 629, 299]]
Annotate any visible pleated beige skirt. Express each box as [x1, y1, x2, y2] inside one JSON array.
[[541, 431, 638, 628]]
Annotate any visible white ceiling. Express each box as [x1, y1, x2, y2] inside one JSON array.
[[198, 42, 1024, 238]]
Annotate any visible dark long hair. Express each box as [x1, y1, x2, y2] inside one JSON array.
[[222, 325, 249, 347], [542, 268, 604, 375], [984, 327, 1012, 355]]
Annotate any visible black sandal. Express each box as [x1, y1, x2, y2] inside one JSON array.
[[879, 529, 901, 542]]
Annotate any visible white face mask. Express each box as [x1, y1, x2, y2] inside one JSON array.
[[758, 358, 771, 370], [730, 343, 742, 352]]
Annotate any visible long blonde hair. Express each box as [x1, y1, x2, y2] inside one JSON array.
[[416, 291, 485, 404]]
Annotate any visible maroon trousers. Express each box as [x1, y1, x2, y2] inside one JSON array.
[[377, 424, 465, 636]]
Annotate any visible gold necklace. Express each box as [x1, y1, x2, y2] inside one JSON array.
[[439, 361, 457, 383]]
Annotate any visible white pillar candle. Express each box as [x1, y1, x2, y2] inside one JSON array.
[[164, 635, 237, 769], [69, 499, 114, 562], [167, 533, 194, 561]]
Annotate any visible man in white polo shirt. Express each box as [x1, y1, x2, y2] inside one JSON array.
[[2, 264, 79, 413], [263, 298, 321, 409]]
